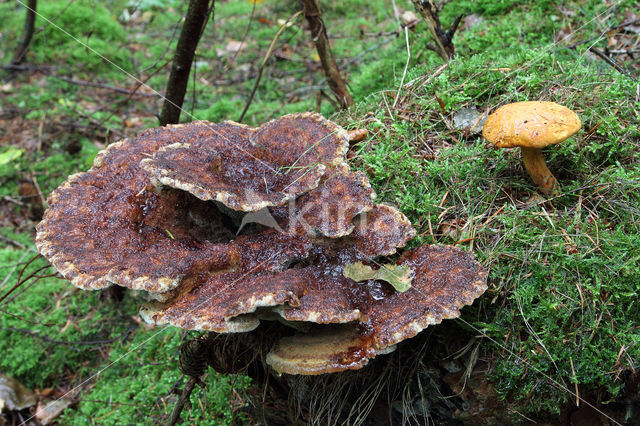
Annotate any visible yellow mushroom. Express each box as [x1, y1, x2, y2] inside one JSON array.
[[483, 101, 581, 196]]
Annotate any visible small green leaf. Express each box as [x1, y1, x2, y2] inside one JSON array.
[[0, 148, 24, 167], [343, 262, 414, 293]]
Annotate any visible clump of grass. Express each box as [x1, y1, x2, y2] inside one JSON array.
[[338, 24, 639, 416]]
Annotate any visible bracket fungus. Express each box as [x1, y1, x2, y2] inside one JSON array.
[[36, 112, 488, 377], [483, 101, 581, 196]]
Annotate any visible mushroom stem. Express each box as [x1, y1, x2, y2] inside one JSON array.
[[521, 147, 559, 196]]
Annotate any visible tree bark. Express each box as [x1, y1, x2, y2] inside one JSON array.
[[159, 0, 214, 126], [12, 0, 37, 65], [301, 0, 354, 109]]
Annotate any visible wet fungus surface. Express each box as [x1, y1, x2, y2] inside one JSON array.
[[36, 113, 488, 375]]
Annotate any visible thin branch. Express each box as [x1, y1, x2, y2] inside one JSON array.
[[301, 0, 354, 109], [166, 377, 199, 426], [0, 234, 27, 250], [568, 18, 640, 49], [0, 254, 44, 305], [238, 10, 303, 122], [11, 0, 37, 65], [53, 76, 158, 97], [589, 46, 635, 79], [159, 0, 215, 126]]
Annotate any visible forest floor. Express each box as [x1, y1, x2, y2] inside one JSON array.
[[1, 0, 639, 424]]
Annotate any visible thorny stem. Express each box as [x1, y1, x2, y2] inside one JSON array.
[[521, 147, 559, 196]]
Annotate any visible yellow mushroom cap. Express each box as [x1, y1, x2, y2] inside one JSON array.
[[483, 101, 581, 149]]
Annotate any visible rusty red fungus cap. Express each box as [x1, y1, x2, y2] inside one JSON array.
[[36, 113, 488, 375]]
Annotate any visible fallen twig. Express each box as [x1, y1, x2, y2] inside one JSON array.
[[588, 46, 635, 79], [0, 234, 27, 250], [53, 76, 158, 97]]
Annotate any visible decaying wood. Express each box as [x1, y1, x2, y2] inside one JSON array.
[[301, 0, 354, 109]]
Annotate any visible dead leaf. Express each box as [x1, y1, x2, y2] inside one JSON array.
[[452, 107, 487, 135], [0, 373, 37, 411], [124, 117, 144, 128], [438, 218, 465, 241], [39, 388, 54, 398], [347, 128, 368, 143], [216, 40, 247, 57], [401, 11, 419, 28], [35, 398, 72, 425], [274, 44, 295, 60]]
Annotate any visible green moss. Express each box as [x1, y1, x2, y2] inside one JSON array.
[[60, 329, 242, 425], [1, 0, 638, 421]]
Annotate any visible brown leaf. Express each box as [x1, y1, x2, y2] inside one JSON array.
[[35, 398, 72, 425], [0, 373, 37, 411]]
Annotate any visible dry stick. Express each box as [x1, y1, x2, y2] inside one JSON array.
[[0, 264, 51, 306], [301, 0, 354, 109], [52, 75, 158, 97], [166, 336, 212, 425], [166, 376, 198, 426], [238, 10, 303, 123], [0, 234, 26, 250], [11, 0, 37, 65], [159, 0, 214, 126], [411, 0, 461, 61], [588, 46, 635, 79], [96, 58, 172, 129]]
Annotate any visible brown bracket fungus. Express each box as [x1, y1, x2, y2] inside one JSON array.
[[36, 113, 347, 296], [266, 244, 488, 375], [483, 101, 581, 196], [140, 113, 349, 211], [36, 110, 488, 414]]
